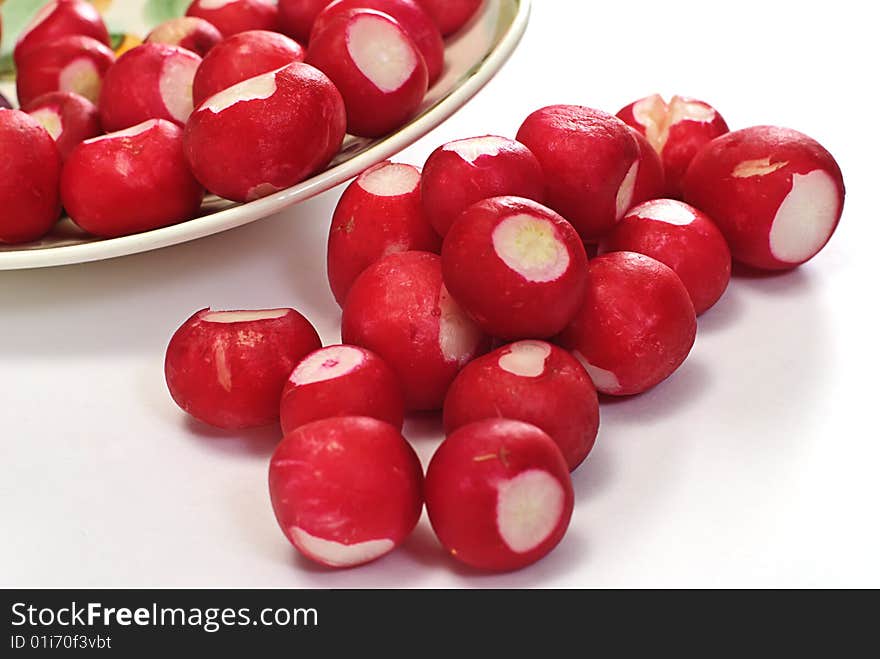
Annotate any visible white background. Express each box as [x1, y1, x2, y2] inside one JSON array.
[[2, 0, 878, 588]]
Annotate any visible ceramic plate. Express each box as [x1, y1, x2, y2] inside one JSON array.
[[0, 0, 530, 270]]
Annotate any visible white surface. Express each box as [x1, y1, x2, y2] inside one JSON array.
[[1, 0, 878, 588]]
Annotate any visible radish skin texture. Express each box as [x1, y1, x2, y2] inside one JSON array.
[[421, 135, 546, 237], [599, 199, 732, 315], [683, 125, 845, 270], [165, 308, 322, 430], [279, 0, 332, 43], [184, 62, 346, 202], [517, 105, 640, 242], [14, 0, 111, 66], [558, 251, 697, 396], [416, 0, 482, 36], [186, 0, 279, 37], [0, 110, 62, 244], [146, 17, 223, 57], [627, 127, 665, 208], [327, 160, 441, 306], [441, 196, 588, 340], [444, 341, 600, 471], [24, 91, 102, 161], [342, 251, 489, 411], [61, 119, 205, 238], [280, 345, 405, 435], [269, 416, 423, 568], [425, 419, 574, 572]]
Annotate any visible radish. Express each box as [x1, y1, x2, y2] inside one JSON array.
[[186, 0, 279, 37], [15, 35, 115, 108], [444, 340, 600, 471], [0, 110, 62, 244], [683, 126, 845, 271], [415, 0, 482, 36], [628, 127, 665, 208], [306, 9, 428, 137], [24, 91, 101, 161], [558, 251, 697, 396], [599, 199, 732, 315], [146, 16, 224, 57], [516, 105, 640, 242], [617, 94, 729, 199], [61, 119, 205, 238], [327, 160, 441, 306], [13, 0, 110, 66], [425, 418, 574, 572], [192, 29, 306, 107], [98, 43, 201, 132], [269, 416, 423, 568], [441, 196, 588, 340], [421, 135, 546, 237], [0, 94, 11, 110], [341, 251, 489, 411], [280, 345, 404, 435], [165, 307, 322, 430], [311, 0, 444, 84], [184, 62, 346, 202], [279, 0, 332, 43]]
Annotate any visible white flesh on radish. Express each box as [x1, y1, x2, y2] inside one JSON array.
[[291, 346, 365, 385], [615, 160, 639, 220], [634, 199, 695, 226], [197, 0, 238, 9], [160, 55, 200, 123], [203, 69, 278, 113], [438, 285, 482, 365], [59, 58, 102, 102], [732, 157, 790, 178], [498, 341, 552, 378], [496, 469, 565, 554], [633, 94, 715, 154], [29, 108, 63, 140], [768, 169, 840, 263], [290, 527, 394, 567], [150, 17, 202, 43], [573, 351, 621, 394], [347, 15, 417, 93], [492, 214, 570, 283], [84, 119, 160, 144], [358, 162, 419, 196], [202, 309, 290, 323], [445, 135, 510, 164]]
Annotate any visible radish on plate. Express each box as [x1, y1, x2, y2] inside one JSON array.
[[278, 0, 332, 43], [24, 91, 101, 160], [186, 0, 279, 36], [416, 0, 482, 36], [146, 16, 224, 57], [13, 0, 110, 66]]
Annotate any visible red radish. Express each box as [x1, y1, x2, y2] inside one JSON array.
[[516, 105, 640, 242], [416, 0, 482, 36], [15, 35, 115, 108], [13, 0, 110, 66], [342, 251, 489, 411], [311, 0, 444, 83], [280, 345, 404, 435], [559, 251, 697, 396], [165, 307, 322, 430], [269, 416, 423, 568], [191, 29, 306, 107], [425, 418, 573, 572], [441, 196, 588, 340], [327, 160, 441, 306], [278, 0, 332, 43], [306, 9, 429, 137], [146, 16, 223, 57], [683, 126, 845, 271], [0, 94, 11, 110], [444, 341, 599, 471], [0, 109, 62, 244], [98, 44, 200, 132], [421, 135, 546, 237], [599, 199, 731, 315], [184, 62, 346, 202], [185, 0, 279, 36], [628, 127, 665, 207], [24, 91, 101, 160], [617, 94, 729, 199], [61, 119, 205, 238]]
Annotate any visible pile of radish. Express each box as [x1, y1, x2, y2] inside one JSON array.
[[1, 0, 485, 245]]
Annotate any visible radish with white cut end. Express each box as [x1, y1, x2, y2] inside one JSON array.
[[184, 62, 346, 202], [24, 91, 101, 160], [165, 308, 322, 430], [269, 416, 423, 569], [15, 35, 115, 108], [0, 110, 62, 244], [186, 0, 279, 36], [617, 94, 729, 199], [416, 0, 482, 36], [628, 127, 665, 208], [558, 251, 697, 396], [599, 199, 732, 315], [421, 135, 546, 237], [280, 345, 404, 435], [306, 9, 428, 137], [327, 160, 440, 306], [683, 125, 845, 271], [425, 418, 573, 572], [61, 119, 205, 238], [13, 0, 110, 66], [192, 29, 306, 107], [311, 0, 444, 83], [516, 105, 640, 242], [146, 16, 223, 56], [444, 341, 600, 471], [441, 196, 588, 340], [342, 251, 489, 411], [279, 0, 332, 43]]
